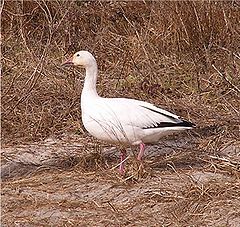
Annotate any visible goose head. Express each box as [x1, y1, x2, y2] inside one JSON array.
[[62, 51, 96, 68]]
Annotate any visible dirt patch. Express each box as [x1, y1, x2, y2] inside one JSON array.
[[1, 134, 240, 226]]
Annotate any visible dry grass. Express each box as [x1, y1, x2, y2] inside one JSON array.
[[1, 1, 240, 226], [2, 0, 239, 145]]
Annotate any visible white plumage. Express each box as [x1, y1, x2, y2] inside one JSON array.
[[62, 51, 195, 174]]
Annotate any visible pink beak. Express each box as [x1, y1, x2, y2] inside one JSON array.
[[61, 58, 74, 66]]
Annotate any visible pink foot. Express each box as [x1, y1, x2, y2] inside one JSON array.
[[137, 143, 145, 161], [119, 150, 126, 175]]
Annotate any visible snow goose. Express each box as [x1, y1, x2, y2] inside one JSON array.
[[62, 51, 195, 174]]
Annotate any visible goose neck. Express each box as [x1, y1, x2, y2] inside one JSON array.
[[82, 63, 99, 98]]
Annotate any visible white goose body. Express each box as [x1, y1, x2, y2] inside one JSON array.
[[63, 51, 195, 174], [81, 96, 192, 145]]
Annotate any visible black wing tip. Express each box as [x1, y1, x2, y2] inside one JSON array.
[[180, 119, 196, 128], [140, 105, 196, 129], [143, 119, 196, 129]]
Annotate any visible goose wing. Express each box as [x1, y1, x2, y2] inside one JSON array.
[[101, 98, 195, 130]]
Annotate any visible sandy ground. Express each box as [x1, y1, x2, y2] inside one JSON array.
[[1, 133, 240, 226]]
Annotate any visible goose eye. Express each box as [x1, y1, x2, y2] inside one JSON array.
[[76, 54, 80, 57]]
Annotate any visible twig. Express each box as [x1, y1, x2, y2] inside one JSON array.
[[107, 201, 118, 212], [209, 155, 239, 166], [212, 64, 240, 94], [0, 0, 4, 15], [111, 156, 130, 170], [167, 163, 184, 181]]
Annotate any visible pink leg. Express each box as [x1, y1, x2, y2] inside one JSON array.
[[119, 150, 127, 175], [137, 143, 145, 161]]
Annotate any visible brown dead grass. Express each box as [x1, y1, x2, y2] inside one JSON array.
[[1, 1, 240, 226], [2, 0, 240, 145]]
